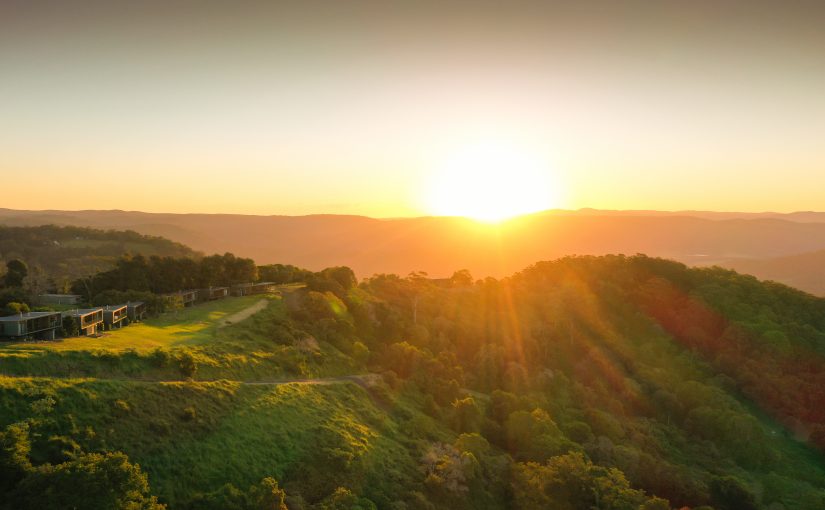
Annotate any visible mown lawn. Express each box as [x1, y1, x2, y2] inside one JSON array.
[[2, 295, 275, 353]]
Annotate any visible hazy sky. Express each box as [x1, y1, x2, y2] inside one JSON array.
[[2, 1, 825, 216]]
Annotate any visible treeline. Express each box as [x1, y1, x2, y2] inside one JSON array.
[[72, 253, 258, 297], [73, 255, 354, 300], [70, 256, 357, 317]]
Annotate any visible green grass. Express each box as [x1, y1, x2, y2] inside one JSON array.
[[3, 295, 271, 353], [0, 376, 425, 507], [0, 292, 361, 382]]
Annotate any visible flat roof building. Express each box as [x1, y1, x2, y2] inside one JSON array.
[[231, 282, 277, 296], [38, 294, 82, 306], [230, 283, 254, 296], [163, 290, 197, 307], [0, 311, 62, 340], [126, 301, 147, 322], [103, 304, 128, 330], [198, 286, 229, 301], [251, 282, 277, 295], [63, 308, 104, 336]]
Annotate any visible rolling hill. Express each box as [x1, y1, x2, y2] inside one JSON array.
[[721, 250, 825, 296], [0, 225, 199, 293], [2, 256, 825, 509]]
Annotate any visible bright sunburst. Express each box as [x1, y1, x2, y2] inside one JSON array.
[[426, 141, 560, 222]]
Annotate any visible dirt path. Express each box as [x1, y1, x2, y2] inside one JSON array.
[[240, 374, 379, 387], [0, 373, 377, 387], [218, 298, 268, 327], [0, 373, 388, 405]]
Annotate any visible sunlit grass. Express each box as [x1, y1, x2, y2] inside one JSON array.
[[0, 376, 414, 507], [1, 295, 274, 353]]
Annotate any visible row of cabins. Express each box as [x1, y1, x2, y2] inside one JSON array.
[[162, 282, 276, 307], [39, 283, 277, 312], [2, 283, 278, 341], [0, 302, 147, 341]]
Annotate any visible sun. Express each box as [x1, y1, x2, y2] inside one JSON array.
[[425, 141, 561, 222]]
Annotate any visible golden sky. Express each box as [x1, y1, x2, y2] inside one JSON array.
[[1, 1, 825, 217]]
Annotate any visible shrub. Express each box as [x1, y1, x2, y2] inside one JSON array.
[[177, 351, 198, 379], [2, 301, 29, 316], [113, 400, 131, 414], [182, 406, 197, 421], [148, 347, 171, 368], [61, 316, 79, 337]]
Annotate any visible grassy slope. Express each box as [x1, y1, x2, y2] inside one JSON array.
[[0, 293, 358, 381], [4, 260, 825, 508], [3, 295, 267, 353], [0, 294, 423, 507], [0, 376, 429, 508]]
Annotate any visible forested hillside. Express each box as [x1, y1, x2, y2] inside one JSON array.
[[0, 226, 198, 294], [2, 255, 825, 509]]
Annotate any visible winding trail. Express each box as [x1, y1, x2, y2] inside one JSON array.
[[0, 373, 392, 410], [217, 298, 269, 328], [0, 372, 387, 404], [0, 373, 377, 386]]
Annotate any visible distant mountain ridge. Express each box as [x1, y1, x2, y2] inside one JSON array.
[[3, 208, 825, 292], [723, 250, 825, 296]]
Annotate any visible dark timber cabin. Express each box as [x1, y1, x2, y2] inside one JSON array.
[[198, 286, 229, 301], [250, 282, 277, 294], [232, 282, 276, 296], [38, 293, 82, 306], [0, 311, 62, 340], [126, 301, 147, 322], [164, 290, 197, 307], [230, 283, 254, 296]]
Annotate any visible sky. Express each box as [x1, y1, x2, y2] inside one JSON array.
[[2, 0, 825, 217]]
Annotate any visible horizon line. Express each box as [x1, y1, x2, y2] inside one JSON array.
[[1, 206, 823, 222]]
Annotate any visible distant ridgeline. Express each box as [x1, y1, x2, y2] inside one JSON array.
[[0, 225, 198, 293]]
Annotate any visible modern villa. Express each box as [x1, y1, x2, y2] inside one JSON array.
[[64, 308, 104, 336], [199, 286, 229, 301], [251, 282, 277, 294], [230, 283, 254, 296], [38, 293, 82, 305], [126, 301, 147, 322], [4, 278, 271, 342], [163, 290, 197, 307], [0, 311, 62, 340], [103, 304, 128, 330], [232, 282, 277, 296]]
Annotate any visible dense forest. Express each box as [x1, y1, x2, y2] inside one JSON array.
[[70, 256, 312, 312], [71, 253, 260, 298], [2, 255, 825, 509]]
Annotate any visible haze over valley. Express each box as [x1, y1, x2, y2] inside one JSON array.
[[4, 207, 825, 294]]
